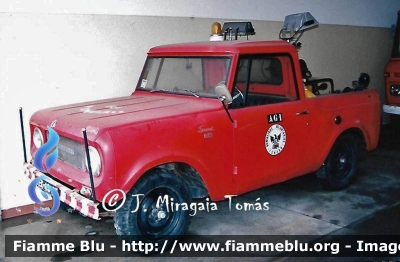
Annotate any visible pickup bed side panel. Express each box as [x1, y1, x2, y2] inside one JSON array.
[[306, 90, 381, 170]]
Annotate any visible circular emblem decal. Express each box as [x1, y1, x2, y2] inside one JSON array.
[[265, 124, 286, 155]]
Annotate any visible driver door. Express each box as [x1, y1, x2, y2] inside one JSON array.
[[229, 54, 314, 193]]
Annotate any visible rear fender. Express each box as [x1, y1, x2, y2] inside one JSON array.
[[317, 123, 371, 169]]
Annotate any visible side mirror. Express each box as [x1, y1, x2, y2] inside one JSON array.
[[215, 83, 233, 105]]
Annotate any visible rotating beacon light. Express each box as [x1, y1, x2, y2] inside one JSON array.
[[210, 22, 224, 41], [210, 21, 256, 41]]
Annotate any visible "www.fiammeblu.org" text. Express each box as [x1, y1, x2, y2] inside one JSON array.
[[120, 240, 400, 255]]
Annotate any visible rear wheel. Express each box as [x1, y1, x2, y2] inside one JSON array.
[[317, 134, 358, 190], [114, 169, 191, 251]]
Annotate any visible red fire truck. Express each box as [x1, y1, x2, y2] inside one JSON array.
[[21, 13, 381, 249]]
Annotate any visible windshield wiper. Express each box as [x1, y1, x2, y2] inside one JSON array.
[[175, 88, 200, 98], [150, 89, 169, 93]]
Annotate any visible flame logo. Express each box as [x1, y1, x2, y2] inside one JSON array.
[[33, 127, 59, 172], [28, 176, 61, 216], [30, 127, 60, 216]]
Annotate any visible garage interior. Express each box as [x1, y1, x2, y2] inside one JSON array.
[[1, 0, 400, 261]]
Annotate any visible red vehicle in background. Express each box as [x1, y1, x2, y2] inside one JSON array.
[[383, 10, 400, 124]]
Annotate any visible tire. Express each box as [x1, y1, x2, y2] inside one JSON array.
[[113, 168, 191, 252], [390, 114, 400, 130], [316, 134, 358, 190]]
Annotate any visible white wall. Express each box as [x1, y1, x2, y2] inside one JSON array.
[[0, 1, 397, 215], [0, 0, 398, 28], [0, 14, 213, 211]]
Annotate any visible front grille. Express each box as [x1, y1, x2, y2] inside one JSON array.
[[57, 136, 86, 170]]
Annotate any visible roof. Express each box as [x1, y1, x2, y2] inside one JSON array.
[[148, 40, 296, 56]]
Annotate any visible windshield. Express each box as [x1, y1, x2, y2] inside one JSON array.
[[136, 56, 231, 98]]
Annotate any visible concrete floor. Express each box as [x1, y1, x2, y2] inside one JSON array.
[[1, 123, 399, 262]]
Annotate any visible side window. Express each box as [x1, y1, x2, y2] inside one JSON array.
[[231, 54, 298, 108]]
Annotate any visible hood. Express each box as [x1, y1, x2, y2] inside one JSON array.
[[31, 91, 221, 140]]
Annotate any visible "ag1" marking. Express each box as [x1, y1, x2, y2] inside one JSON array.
[[268, 113, 283, 124]]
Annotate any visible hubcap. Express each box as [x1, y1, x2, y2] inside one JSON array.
[[158, 210, 167, 219], [338, 154, 347, 169], [136, 188, 182, 239], [333, 144, 352, 178]]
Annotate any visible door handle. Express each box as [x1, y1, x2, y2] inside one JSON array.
[[296, 110, 309, 116]]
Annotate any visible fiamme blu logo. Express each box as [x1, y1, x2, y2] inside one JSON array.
[[28, 127, 61, 216]]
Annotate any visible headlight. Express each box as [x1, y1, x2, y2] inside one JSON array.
[[390, 86, 400, 96], [33, 127, 44, 149], [85, 146, 101, 177]]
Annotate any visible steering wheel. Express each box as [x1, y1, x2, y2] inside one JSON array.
[[215, 81, 244, 107], [233, 86, 244, 101]]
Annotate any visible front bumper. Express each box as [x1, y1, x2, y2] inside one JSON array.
[[383, 104, 400, 115], [24, 163, 100, 220]]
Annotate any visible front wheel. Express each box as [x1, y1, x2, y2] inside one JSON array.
[[390, 114, 400, 131], [114, 169, 191, 251], [316, 134, 358, 190]]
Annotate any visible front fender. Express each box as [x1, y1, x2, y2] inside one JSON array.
[[119, 153, 219, 200], [108, 111, 235, 202]]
